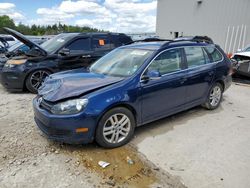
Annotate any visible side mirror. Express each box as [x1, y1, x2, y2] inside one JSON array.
[[141, 70, 161, 82], [59, 48, 70, 56]]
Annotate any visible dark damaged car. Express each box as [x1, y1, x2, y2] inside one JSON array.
[[33, 37, 232, 148], [0, 28, 132, 93], [0, 39, 47, 72]]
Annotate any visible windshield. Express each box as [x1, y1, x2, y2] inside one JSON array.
[[41, 34, 75, 53], [90, 48, 154, 77]]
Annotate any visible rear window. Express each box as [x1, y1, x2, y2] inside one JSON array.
[[204, 46, 223, 62]]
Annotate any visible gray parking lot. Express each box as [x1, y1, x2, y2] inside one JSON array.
[[0, 83, 249, 188], [133, 83, 250, 188]]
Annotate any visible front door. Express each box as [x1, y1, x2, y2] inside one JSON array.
[[140, 48, 188, 123], [58, 37, 94, 70]]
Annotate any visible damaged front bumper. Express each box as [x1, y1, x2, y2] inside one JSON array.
[[33, 97, 97, 144]]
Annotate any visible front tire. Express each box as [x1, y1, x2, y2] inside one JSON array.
[[203, 83, 223, 110], [25, 70, 50, 93], [95, 107, 136, 148]]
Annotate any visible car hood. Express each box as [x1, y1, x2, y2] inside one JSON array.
[[234, 51, 250, 58], [3, 27, 47, 56], [38, 69, 124, 102]]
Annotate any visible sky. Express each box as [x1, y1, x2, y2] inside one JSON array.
[[0, 0, 157, 33]]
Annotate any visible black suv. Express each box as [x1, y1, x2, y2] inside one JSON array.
[[0, 28, 132, 93]]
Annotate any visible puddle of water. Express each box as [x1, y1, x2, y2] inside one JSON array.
[[66, 145, 157, 188]]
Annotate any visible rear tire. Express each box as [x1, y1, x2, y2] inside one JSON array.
[[95, 107, 135, 148], [203, 82, 223, 110], [25, 70, 51, 93]]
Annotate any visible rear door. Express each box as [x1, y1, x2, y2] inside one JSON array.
[[140, 48, 188, 123], [184, 46, 216, 105]]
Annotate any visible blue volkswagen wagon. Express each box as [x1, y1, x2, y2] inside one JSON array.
[[33, 37, 232, 148]]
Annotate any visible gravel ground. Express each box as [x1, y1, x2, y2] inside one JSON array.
[[0, 85, 185, 188]]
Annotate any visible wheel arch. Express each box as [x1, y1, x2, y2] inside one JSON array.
[[23, 67, 54, 90], [95, 102, 138, 130], [214, 79, 225, 92]]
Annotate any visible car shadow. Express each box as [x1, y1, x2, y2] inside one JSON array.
[[132, 104, 224, 144]]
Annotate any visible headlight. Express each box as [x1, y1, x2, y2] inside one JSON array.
[[7, 59, 27, 65], [4, 59, 27, 68], [51, 99, 88, 115], [4, 63, 16, 68]]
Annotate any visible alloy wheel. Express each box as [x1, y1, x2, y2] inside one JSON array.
[[30, 70, 50, 90], [103, 113, 131, 144], [209, 85, 222, 107]]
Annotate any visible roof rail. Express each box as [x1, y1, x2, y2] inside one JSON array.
[[126, 37, 172, 45], [172, 36, 214, 44], [125, 36, 214, 46]]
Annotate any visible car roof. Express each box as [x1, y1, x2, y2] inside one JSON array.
[[57, 32, 128, 37], [123, 42, 166, 50], [123, 40, 212, 51]]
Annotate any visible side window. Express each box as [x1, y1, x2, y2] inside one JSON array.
[[66, 38, 91, 51], [148, 49, 182, 75], [185, 47, 206, 68], [204, 46, 223, 62], [92, 35, 111, 51]]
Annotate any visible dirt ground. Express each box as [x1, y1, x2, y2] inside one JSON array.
[[0, 85, 185, 188]]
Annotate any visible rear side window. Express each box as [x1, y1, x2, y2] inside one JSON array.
[[148, 48, 182, 75], [66, 38, 91, 51], [92, 35, 111, 51], [204, 46, 223, 62], [185, 46, 207, 67]]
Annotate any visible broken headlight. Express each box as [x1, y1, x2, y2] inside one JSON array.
[[51, 99, 88, 115]]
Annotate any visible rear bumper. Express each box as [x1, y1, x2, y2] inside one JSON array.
[[223, 75, 232, 91], [33, 97, 97, 144]]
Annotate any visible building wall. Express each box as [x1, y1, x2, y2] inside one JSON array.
[[156, 0, 250, 53]]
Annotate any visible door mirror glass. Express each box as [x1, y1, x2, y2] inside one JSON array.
[[141, 70, 161, 82], [59, 48, 70, 56]]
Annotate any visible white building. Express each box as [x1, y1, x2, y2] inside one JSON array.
[[156, 0, 250, 53]]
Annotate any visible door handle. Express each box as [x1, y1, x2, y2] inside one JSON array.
[[82, 55, 91, 58]]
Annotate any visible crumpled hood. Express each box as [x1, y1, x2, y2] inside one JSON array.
[[234, 51, 250, 58], [38, 69, 124, 102]]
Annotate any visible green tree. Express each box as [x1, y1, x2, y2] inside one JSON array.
[[0, 15, 15, 33], [0, 15, 106, 36]]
